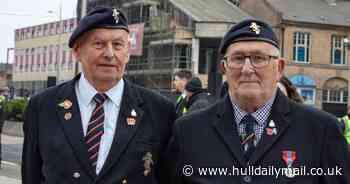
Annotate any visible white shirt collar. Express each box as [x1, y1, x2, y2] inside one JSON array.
[[78, 73, 124, 107]]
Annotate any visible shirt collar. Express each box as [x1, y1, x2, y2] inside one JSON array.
[[230, 89, 277, 126], [78, 73, 124, 107]]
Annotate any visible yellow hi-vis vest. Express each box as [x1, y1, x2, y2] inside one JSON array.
[[339, 116, 350, 144]]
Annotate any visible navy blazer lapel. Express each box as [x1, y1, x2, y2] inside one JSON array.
[[249, 90, 291, 165], [97, 81, 144, 178], [212, 96, 246, 167], [55, 74, 97, 178]]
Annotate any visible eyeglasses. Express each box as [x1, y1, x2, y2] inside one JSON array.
[[222, 54, 279, 69]]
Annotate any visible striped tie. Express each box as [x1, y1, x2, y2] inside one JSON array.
[[241, 114, 256, 161], [85, 93, 108, 169]]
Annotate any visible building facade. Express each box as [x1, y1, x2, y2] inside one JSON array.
[[0, 63, 12, 89], [240, 0, 350, 116], [13, 18, 78, 96]]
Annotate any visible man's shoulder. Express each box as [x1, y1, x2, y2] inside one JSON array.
[[176, 99, 221, 128], [129, 83, 173, 107], [289, 101, 339, 128], [29, 80, 73, 103]]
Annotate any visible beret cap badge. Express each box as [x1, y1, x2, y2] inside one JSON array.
[[250, 22, 261, 35], [112, 8, 120, 24]]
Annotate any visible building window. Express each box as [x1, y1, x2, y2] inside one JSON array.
[[68, 51, 73, 70], [322, 78, 348, 104], [62, 50, 66, 65], [35, 26, 40, 37], [331, 35, 347, 65], [322, 89, 348, 104], [42, 46, 47, 71], [31, 27, 35, 38], [297, 88, 316, 105], [199, 48, 215, 74], [56, 22, 61, 34], [43, 24, 48, 36], [290, 75, 316, 105], [63, 20, 69, 33], [50, 23, 55, 35], [293, 32, 310, 63], [69, 19, 75, 32], [30, 48, 35, 72]]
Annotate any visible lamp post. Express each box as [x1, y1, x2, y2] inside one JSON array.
[[48, 0, 63, 84], [75, 0, 87, 75]]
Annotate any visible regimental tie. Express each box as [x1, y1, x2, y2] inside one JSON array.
[[85, 93, 108, 169], [241, 114, 257, 161]]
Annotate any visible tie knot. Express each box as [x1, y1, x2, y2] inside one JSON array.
[[241, 114, 256, 124], [93, 93, 108, 105], [241, 114, 257, 133]]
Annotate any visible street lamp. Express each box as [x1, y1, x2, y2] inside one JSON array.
[[48, 0, 63, 84]]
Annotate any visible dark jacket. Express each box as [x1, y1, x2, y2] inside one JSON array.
[[186, 91, 211, 113], [167, 90, 350, 184], [22, 74, 176, 184]]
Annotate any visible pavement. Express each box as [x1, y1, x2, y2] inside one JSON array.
[[1, 134, 23, 184], [0, 161, 21, 184]]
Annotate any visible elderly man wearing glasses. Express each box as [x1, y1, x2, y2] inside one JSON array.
[[166, 19, 350, 184]]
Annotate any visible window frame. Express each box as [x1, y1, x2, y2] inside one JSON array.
[[293, 32, 311, 63]]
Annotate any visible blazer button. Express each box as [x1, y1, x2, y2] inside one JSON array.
[[73, 172, 80, 179], [243, 175, 252, 183], [122, 179, 127, 184]]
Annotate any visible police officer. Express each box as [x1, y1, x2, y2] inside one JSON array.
[[22, 7, 175, 184]]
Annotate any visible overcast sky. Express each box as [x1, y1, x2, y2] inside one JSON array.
[[0, 0, 78, 63]]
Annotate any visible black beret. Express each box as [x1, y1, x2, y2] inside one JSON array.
[[69, 6, 129, 48], [219, 19, 279, 55]]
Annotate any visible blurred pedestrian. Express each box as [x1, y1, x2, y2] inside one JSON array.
[[173, 70, 192, 118], [183, 77, 211, 113]]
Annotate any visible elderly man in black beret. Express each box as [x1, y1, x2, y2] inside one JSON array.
[[167, 19, 350, 184], [22, 6, 175, 184]]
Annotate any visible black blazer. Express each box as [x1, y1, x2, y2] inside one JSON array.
[[22, 74, 176, 184], [167, 90, 350, 184]]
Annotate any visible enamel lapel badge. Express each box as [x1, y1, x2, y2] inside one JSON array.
[[266, 120, 278, 136], [142, 152, 154, 176], [127, 109, 137, 126], [58, 99, 72, 110]]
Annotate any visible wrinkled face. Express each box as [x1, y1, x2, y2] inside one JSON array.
[[73, 28, 130, 85], [223, 41, 285, 104]]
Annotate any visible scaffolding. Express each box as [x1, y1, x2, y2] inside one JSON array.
[[81, 0, 194, 95]]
